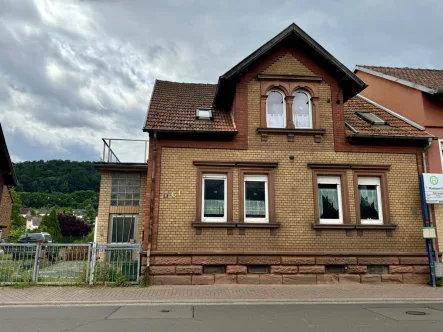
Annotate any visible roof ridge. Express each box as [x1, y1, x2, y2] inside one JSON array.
[[156, 79, 217, 86], [357, 65, 443, 72]]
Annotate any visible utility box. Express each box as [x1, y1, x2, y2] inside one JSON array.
[[435, 262, 443, 278]]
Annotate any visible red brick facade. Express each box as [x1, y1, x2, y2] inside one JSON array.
[[0, 185, 12, 240]]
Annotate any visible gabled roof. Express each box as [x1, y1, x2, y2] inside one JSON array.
[[344, 95, 433, 142], [355, 65, 443, 95], [0, 123, 16, 186], [144, 80, 236, 134], [20, 208, 31, 215], [214, 23, 367, 109]]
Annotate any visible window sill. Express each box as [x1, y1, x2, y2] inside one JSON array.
[[257, 128, 326, 143], [312, 223, 397, 230], [237, 222, 280, 229], [192, 222, 236, 228]]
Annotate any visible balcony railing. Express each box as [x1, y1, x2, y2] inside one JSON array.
[[101, 138, 149, 163]]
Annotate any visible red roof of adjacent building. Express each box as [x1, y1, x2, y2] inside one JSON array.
[[144, 80, 236, 133], [344, 95, 432, 139], [356, 65, 443, 92]]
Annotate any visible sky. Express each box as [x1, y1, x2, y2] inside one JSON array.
[[1, 0, 442, 163]]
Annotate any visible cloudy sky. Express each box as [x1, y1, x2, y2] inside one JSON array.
[[1, 0, 442, 162]]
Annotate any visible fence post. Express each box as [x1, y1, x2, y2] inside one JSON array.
[[89, 243, 97, 285], [85, 243, 92, 285], [136, 244, 142, 283], [32, 244, 41, 283]]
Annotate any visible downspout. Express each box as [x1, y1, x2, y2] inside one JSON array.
[[422, 138, 440, 263], [146, 131, 157, 282]]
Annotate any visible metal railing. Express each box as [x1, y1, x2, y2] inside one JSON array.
[[101, 138, 149, 163], [0, 243, 142, 285]]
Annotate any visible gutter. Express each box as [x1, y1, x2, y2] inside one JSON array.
[[143, 128, 238, 135], [146, 131, 157, 284], [422, 138, 440, 263]]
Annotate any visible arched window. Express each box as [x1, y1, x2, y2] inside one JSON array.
[[292, 90, 312, 128], [266, 90, 286, 128]]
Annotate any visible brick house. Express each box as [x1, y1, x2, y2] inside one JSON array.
[[0, 123, 17, 240], [95, 24, 436, 285], [354, 66, 443, 251]]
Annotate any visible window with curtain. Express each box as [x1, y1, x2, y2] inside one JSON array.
[[202, 174, 227, 222], [358, 177, 383, 224], [266, 90, 286, 128], [244, 175, 268, 223], [317, 176, 343, 224], [292, 90, 312, 128], [110, 215, 137, 243]]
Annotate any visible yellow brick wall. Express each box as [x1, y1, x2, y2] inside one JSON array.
[[96, 171, 147, 244], [435, 205, 443, 250], [156, 147, 424, 252], [262, 52, 315, 76]]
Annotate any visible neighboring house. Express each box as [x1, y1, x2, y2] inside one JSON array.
[[95, 23, 436, 285], [354, 66, 443, 250], [0, 123, 17, 240], [20, 208, 31, 218], [72, 209, 86, 219], [38, 207, 49, 216], [26, 216, 43, 231]]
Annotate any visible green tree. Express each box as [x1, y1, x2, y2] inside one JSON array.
[[8, 189, 27, 242], [39, 208, 62, 241], [84, 204, 96, 225]]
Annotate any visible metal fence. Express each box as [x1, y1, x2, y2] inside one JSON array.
[[0, 243, 141, 285]]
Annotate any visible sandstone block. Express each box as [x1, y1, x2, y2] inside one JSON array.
[[149, 266, 176, 275], [299, 265, 325, 274], [347, 265, 367, 274], [317, 274, 339, 284], [316, 257, 357, 265], [153, 256, 191, 265], [192, 256, 237, 265], [412, 265, 430, 274], [388, 265, 413, 274], [237, 274, 260, 284], [176, 265, 202, 275], [260, 274, 282, 284], [381, 274, 403, 283], [270, 265, 298, 274], [361, 275, 381, 283], [214, 274, 237, 284], [192, 275, 214, 285], [153, 275, 191, 285], [238, 256, 280, 265], [339, 274, 361, 283], [358, 257, 399, 265], [226, 265, 247, 274], [281, 257, 315, 265], [283, 274, 317, 284], [403, 273, 428, 284], [399, 257, 429, 265]]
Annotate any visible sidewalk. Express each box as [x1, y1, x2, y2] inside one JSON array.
[[1, 284, 443, 306]]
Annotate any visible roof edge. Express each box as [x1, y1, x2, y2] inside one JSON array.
[[0, 123, 17, 186], [356, 94, 428, 132], [354, 66, 438, 95]]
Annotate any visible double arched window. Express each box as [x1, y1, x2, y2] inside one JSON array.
[[292, 90, 312, 128], [265, 89, 312, 129], [266, 90, 286, 128]]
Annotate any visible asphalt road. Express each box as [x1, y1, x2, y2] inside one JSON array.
[[2, 303, 443, 332]]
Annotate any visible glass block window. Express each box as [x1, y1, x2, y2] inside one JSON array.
[[111, 173, 140, 206]]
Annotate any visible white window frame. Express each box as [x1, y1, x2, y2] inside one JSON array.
[[439, 139, 443, 173], [317, 175, 343, 224], [244, 174, 269, 223], [358, 177, 383, 224], [292, 90, 312, 129], [202, 174, 227, 222], [108, 214, 138, 244], [266, 90, 286, 128]]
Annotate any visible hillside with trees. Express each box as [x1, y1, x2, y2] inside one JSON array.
[[13, 160, 100, 209]]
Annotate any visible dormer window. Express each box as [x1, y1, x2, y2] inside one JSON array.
[[266, 90, 285, 128], [356, 111, 387, 125], [292, 90, 312, 128], [196, 108, 212, 120]]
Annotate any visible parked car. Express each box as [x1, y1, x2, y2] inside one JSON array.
[[0, 238, 5, 256], [10, 233, 53, 260]]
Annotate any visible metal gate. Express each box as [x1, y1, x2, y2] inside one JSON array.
[[0, 243, 141, 285]]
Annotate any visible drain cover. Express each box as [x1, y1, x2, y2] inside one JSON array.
[[406, 311, 427, 316]]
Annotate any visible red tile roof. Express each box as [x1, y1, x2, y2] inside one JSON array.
[[144, 80, 236, 133], [344, 95, 432, 138], [357, 65, 443, 91]]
